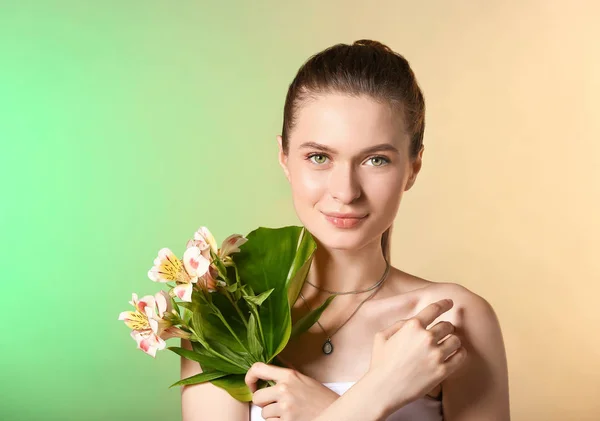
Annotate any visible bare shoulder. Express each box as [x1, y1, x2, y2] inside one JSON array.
[[421, 281, 492, 310], [422, 281, 510, 419], [374, 268, 499, 335], [387, 268, 496, 326], [423, 281, 502, 331]]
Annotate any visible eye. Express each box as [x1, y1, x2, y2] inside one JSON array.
[[307, 154, 329, 165], [365, 156, 390, 167]]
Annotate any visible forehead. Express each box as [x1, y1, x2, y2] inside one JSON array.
[[290, 92, 409, 152]]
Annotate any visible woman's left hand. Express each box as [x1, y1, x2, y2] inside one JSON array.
[[245, 362, 340, 421]]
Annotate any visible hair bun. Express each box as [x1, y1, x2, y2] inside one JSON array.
[[352, 39, 392, 52]]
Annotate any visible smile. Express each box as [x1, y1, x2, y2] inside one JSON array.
[[321, 212, 368, 229]]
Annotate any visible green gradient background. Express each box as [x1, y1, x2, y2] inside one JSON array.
[[0, 2, 321, 419]]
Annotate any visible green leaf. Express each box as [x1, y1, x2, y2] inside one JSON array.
[[234, 226, 316, 361], [242, 284, 255, 296], [191, 308, 206, 342], [211, 374, 253, 402], [181, 306, 192, 325], [191, 294, 248, 355], [209, 340, 254, 369], [286, 227, 317, 308], [290, 295, 336, 340], [169, 370, 229, 388], [243, 288, 274, 306], [167, 346, 246, 374], [170, 296, 181, 315], [246, 313, 264, 361], [226, 283, 238, 292], [178, 301, 199, 312]]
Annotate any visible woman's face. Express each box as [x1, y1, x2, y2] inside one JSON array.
[[277, 93, 423, 251]]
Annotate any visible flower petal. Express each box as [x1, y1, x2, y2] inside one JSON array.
[[148, 317, 159, 334], [131, 330, 165, 358], [137, 336, 158, 357], [173, 283, 193, 302], [118, 311, 134, 321], [154, 290, 171, 317], [200, 269, 218, 292], [219, 234, 248, 257], [160, 326, 191, 341], [128, 293, 139, 307], [148, 248, 186, 283], [183, 247, 210, 277], [137, 295, 156, 313], [193, 226, 218, 254]]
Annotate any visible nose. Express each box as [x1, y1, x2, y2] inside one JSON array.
[[328, 163, 362, 204]]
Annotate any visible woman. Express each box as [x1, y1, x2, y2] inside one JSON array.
[[181, 39, 510, 421]]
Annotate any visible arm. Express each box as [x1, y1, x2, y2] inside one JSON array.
[[180, 338, 249, 421], [442, 288, 511, 421], [310, 372, 399, 421]]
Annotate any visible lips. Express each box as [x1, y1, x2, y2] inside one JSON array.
[[322, 212, 367, 218], [321, 211, 368, 229]]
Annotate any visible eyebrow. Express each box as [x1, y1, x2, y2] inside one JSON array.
[[298, 141, 400, 155]]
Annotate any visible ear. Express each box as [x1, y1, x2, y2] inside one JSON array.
[[277, 135, 291, 182], [405, 145, 424, 191]]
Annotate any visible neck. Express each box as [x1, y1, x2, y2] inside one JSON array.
[[306, 236, 389, 293]]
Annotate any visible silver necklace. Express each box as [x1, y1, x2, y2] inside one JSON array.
[[304, 265, 389, 295], [298, 259, 391, 355]]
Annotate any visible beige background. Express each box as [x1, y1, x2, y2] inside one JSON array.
[[267, 1, 600, 420]]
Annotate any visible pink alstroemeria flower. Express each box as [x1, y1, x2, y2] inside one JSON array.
[[219, 234, 248, 258], [118, 291, 189, 358], [147, 247, 210, 301], [185, 227, 247, 291], [186, 226, 248, 262]]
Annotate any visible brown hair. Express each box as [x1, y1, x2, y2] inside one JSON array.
[[281, 39, 426, 262]]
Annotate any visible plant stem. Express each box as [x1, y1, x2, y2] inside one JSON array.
[[233, 263, 241, 284], [249, 304, 266, 358], [224, 289, 249, 329], [211, 250, 229, 283], [209, 302, 258, 361], [231, 263, 266, 360]]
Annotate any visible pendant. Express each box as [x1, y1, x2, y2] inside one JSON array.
[[322, 338, 334, 355]]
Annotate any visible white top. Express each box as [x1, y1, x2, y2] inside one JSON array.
[[250, 381, 443, 420]]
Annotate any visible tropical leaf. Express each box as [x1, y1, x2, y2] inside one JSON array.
[[191, 292, 248, 354], [234, 226, 316, 361], [167, 346, 246, 374], [286, 228, 317, 308], [211, 374, 254, 402], [169, 370, 228, 388], [243, 288, 274, 306], [246, 313, 264, 361]]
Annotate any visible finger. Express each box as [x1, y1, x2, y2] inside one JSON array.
[[252, 384, 281, 407], [413, 299, 454, 328], [441, 346, 467, 377], [438, 334, 462, 361], [381, 300, 453, 341], [427, 321, 455, 343], [260, 402, 282, 420], [379, 319, 405, 340], [245, 362, 291, 393]]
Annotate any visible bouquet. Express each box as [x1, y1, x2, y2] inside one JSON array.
[[118, 225, 335, 401]]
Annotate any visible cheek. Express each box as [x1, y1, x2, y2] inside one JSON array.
[[365, 171, 405, 212], [288, 165, 325, 204]]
